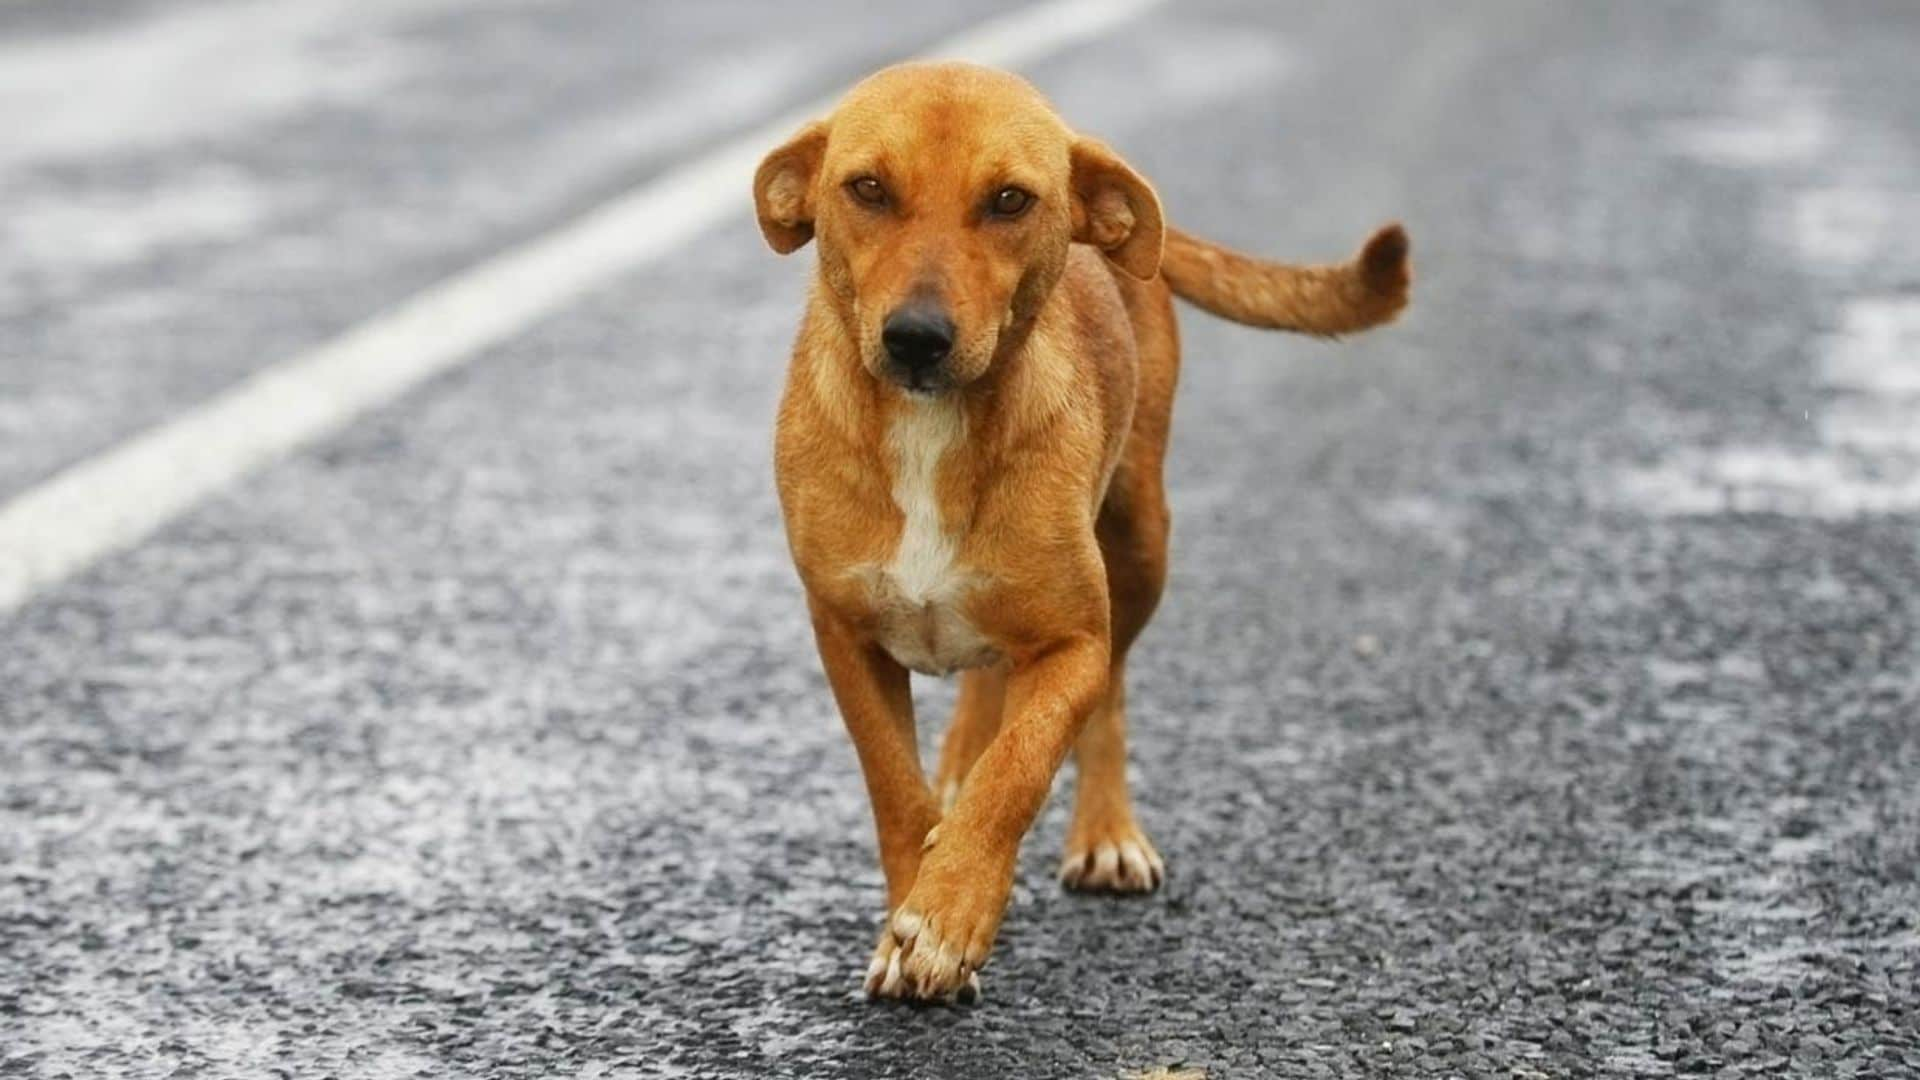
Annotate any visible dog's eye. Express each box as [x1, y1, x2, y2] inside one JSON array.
[[989, 187, 1033, 218], [847, 177, 888, 207]]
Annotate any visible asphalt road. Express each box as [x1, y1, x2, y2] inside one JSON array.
[[3, 1, 1918, 1077]]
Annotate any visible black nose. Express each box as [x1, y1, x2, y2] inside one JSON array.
[[882, 305, 955, 371]]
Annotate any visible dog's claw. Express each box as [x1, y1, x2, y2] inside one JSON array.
[[864, 928, 912, 999], [882, 947, 906, 996]]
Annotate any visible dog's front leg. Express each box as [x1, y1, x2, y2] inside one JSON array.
[[807, 599, 949, 998], [809, 600, 938, 906], [886, 632, 1110, 1000]]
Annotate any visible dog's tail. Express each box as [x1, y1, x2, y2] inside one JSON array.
[[1158, 222, 1411, 337]]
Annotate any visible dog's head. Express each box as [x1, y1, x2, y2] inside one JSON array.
[[754, 62, 1162, 395]]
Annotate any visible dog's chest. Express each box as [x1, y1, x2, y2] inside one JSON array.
[[861, 401, 999, 677]]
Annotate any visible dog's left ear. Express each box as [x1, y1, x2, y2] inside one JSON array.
[[1070, 137, 1164, 279], [754, 120, 829, 254]]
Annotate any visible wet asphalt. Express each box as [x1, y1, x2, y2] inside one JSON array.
[[2, 1, 1917, 1077]]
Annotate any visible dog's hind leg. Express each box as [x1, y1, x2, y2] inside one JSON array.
[[933, 664, 1007, 812], [1060, 461, 1170, 894], [1060, 676, 1163, 893]]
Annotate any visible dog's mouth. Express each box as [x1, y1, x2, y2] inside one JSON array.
[[872, 341, 967, 396], [886, 365, 956, 397]]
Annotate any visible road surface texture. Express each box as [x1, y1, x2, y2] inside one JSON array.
[[3, 1, 1917, 1077]]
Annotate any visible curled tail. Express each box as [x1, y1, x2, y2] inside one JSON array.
[[1158, 222, 1411, 337]]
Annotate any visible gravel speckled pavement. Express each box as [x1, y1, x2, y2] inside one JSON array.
[[3, 1, 1918, 1076]]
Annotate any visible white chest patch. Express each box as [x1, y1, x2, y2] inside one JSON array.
[[866, 399, 999, 676]]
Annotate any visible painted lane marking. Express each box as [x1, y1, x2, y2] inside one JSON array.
[[1620, 58, 1920, 518]]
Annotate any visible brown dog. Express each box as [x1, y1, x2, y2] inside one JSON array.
[[753, 62, 1409, 1003]]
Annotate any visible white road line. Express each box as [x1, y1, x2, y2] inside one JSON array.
[[1619, 55, 1920, 519], [0, 0, 1168, 616]]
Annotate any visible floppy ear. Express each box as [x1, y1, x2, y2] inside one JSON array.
[[753, 120, 828, 254], [1069, 137, 1164, 279]]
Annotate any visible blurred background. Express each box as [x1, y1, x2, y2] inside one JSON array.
[[2, 1, 1916, 1077]]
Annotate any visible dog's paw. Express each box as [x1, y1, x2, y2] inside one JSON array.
[[864, 922, 980, 1003], [878, 828, 1011, 1001], [1060, 820, 1165, 894]]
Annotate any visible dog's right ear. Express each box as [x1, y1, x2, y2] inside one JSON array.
[[753, 121, 829, 254], [1070, 136, 1164, 279]]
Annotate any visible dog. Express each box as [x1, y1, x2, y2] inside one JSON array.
[[752, 61, 1410, 1003]]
